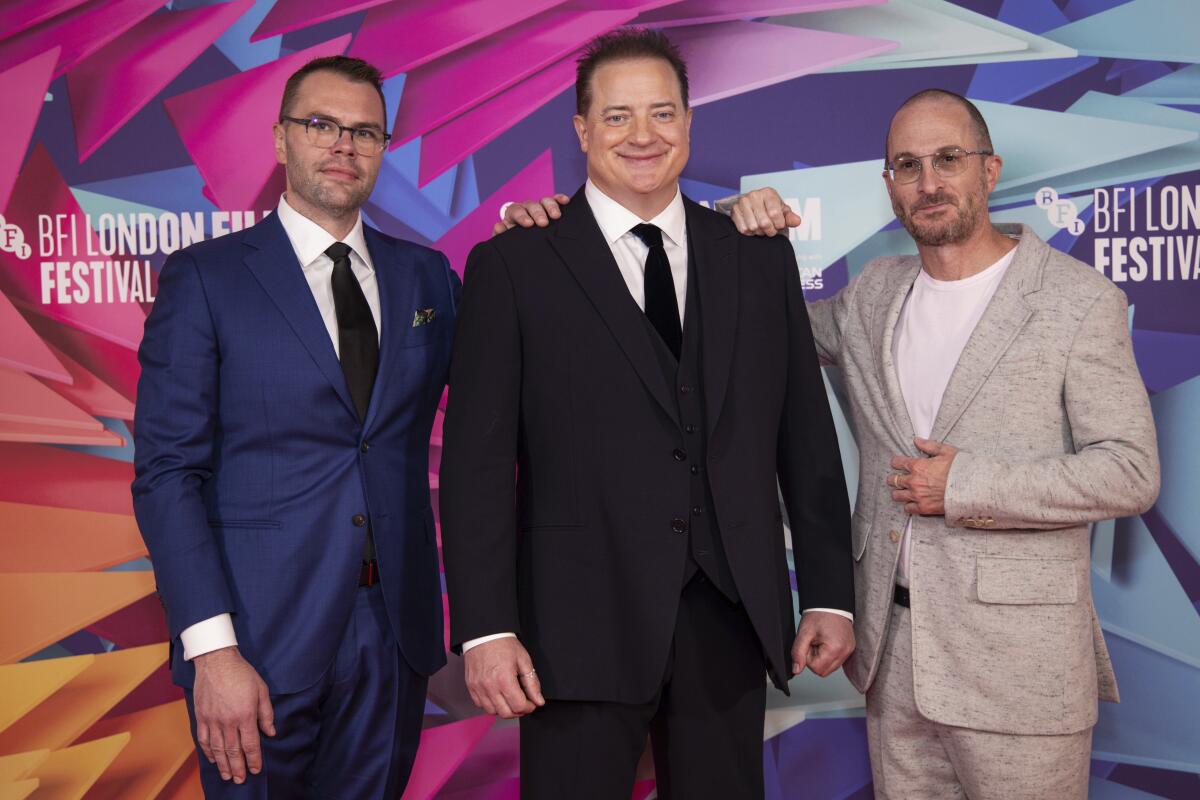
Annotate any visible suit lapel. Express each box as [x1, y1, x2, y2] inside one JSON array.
[[929, 232, 1042, 442], [361, 227, 411, 433], [242, 213, 358, 420], [870, 260, 921, 454], [686, 199, 738, 434], [550, 190, 679, 428]]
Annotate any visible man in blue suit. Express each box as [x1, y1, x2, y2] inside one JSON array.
[[132, 56, 459, 796]]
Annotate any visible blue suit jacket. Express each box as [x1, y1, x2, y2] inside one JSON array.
[[132, 211, 459, 694]]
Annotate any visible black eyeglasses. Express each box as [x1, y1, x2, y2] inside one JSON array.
[[281, 115, 391, 155], [884, 147, 993, 184]]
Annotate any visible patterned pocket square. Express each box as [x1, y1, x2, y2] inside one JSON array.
[[412, 307, 437, 327]]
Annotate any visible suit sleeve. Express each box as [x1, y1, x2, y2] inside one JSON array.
[[439, 239, 522, 653], [132, 250, 234, 639], [806, 270, 863, 366], [944, 286, 1160, 529], [775, 240, 854, 614]]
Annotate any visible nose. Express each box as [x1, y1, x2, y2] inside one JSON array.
[[330, 127, 356, 156], [629, 114, 656, 146], [915, 156, 943, 194]]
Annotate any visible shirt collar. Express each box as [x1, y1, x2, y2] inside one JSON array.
[[276, 194, 373, 272], [585, 180, 686, 248]]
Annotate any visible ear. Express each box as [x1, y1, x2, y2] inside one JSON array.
[[273, 121, 287, 166], [984, 153, 1003, 194], [882, 170, 896, 205], [572, 114, 588, 153], [684, 106, 693, 138]]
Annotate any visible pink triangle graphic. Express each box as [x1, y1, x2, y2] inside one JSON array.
[[38, 341, 135, 421], [163, 35, 351, 211], [252, 0, 393, 41], [0, 288, 69, 382], [0, 0, 90, 42], [67, 0, 255, 162], [0, 48, 59, 212], [401, 716, 495, 800], [0, 0, 164, 78], [433, 150, 556, 277]]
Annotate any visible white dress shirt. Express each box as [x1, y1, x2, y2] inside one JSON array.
[[178, 194, 381, 661], [893, 247, 1015, 586], [465, 183, 849, 654]]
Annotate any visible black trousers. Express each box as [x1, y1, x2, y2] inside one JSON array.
[[520, 575, 767, 800]]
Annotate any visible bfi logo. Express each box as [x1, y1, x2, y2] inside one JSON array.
[[1035, 187, 1085, 236], [0, 213, 31, 259]]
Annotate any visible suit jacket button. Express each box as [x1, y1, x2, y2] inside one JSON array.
[[673, 449, 687, 462], [671, 518, 688, 534], [690, 465, 700, 475], [889, 529, 901, 543], [352, 514, 367, 527]]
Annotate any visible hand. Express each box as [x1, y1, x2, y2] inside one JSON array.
[[792, 611, 855, 677], [888, 437, 959, 516], [493, 193, 571, 236], [192, 646, 275, 784], [728, 188, 801, 237], [463, 637, 546, 719]]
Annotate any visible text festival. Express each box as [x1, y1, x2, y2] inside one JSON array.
[[34, 210, 265, 304], [1092, 183, 1200, 282]]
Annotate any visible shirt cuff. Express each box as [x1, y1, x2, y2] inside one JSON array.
[[802, 607, 854, 622], [462, 632, 517, 653], [180, 613, 238, 661]]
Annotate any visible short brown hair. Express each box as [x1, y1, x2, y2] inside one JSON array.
[[279, 55, 387, 124], [575, 28, 689, 116]]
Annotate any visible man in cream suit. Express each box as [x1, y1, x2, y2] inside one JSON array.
[[499, 89, 1161, 799]]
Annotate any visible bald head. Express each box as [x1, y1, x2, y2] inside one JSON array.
[[885, 89, 992, 162]]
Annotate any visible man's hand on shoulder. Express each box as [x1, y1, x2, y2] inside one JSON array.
[[717, 187, 800, 237], [192, 646, 275, 784], [463, 636, 546, 719], [792, 611, 855, 678], [493, 193, 572, 236]]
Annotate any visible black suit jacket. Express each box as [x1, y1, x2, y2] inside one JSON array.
[[440, 189, 852, 702]]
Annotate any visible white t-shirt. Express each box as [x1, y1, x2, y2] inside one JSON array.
[[893, 247, 1016, 586]]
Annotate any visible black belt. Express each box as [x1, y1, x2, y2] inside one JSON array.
[[893, 584, 910, 608], [359, 559, 379, 587]]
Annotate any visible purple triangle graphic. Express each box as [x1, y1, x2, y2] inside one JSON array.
[[67, 0, 255, 163], [163, 35, 351, 212], [0, 0, 90, 41]]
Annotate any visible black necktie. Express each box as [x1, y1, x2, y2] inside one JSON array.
[[326, 242, 378, 421], [326, 242, 379, 561], [630, 223, 682, 359]]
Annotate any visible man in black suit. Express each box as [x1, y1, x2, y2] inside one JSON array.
[[440, 29, 854, 799]]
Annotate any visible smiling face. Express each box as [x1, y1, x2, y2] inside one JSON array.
[[273, 69, 386, 225], [573, 57, 692, 219], [884, 97, 1001, 247]]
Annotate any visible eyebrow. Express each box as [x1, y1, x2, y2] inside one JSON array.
[[303, 112, 385, 131], [599, 101, 679, 114]]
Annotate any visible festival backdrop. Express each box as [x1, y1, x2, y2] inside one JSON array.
[[0, 0, 1197, 797]]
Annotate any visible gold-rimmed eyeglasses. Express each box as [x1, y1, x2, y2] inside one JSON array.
[[884, 147, 993, 184]]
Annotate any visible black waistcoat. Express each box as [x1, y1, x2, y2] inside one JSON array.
[[641, 241, 740, 603]]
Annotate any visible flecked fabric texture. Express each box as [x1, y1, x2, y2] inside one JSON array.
[[809, 224, 1160, 736], [867, 605, 1092, 799]]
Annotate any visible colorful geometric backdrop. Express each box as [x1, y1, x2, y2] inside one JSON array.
[[1, 1, 1197, 798]]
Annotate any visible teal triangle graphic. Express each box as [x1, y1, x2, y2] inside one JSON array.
[[1124, 63, 1200, 104], [1150, 374, 1200, 561], [1045, 0, 1200, 63]]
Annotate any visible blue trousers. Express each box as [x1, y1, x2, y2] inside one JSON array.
[[184, 584, 428, 798]]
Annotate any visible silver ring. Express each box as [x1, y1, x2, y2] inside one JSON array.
[[520, 669, 536, 679]]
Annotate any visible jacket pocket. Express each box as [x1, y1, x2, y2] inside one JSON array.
[[851, 513, 872, 562], [976, 556, 1078, 605], [207, 519, 282, 530]]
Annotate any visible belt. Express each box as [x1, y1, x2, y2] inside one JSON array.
[[893, 584, 910, 608], [359, 559, 379, 587]]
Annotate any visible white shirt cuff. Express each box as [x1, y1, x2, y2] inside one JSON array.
[[180, 613, 238, 660], [803, 607, 854, 622], [462, 632, 517, 653]]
